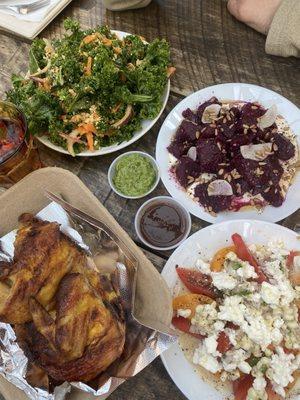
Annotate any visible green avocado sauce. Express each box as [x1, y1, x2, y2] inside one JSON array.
[[113, 154, 157, 197]]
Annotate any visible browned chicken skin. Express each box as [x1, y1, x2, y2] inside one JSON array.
[[0, 214, 126, 382]]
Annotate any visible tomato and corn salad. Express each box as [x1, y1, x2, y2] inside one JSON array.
[[172, 234, 300, 400], [6, 19, 174, 156]]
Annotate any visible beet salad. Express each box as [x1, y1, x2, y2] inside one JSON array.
[[167, 97, 299, 215]]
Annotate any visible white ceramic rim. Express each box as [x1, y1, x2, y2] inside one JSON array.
[[134, 195, 192, 251], [37, 30, 171, 157], [155, 82, 300, 223], [160, 219, 300, 400], [108, 151, 160, 199]]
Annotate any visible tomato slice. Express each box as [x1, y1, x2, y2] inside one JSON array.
[[287, 251, 300, 268], [172, 316, 205, 339], [231, 233, 267, 283], [232, 374, 254, 400], [217, 331, 232, 353], [266, 381, 282, 400], [176, 267, 220, 299]]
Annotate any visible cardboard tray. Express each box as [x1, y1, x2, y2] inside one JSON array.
[[0, 167, 172, 400]]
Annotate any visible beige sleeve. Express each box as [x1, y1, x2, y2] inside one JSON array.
[[266, 0, 300, 57], [102, 0, 151, 11]]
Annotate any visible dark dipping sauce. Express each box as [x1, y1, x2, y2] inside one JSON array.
[[140, 201, 187, 248]]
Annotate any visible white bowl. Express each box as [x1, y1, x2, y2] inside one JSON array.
[[108, 151, 160, 199], [134, 195, 191, 251]]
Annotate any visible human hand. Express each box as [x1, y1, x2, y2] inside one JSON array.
[[227, 0, 282, 35]]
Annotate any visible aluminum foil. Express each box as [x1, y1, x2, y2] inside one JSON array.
[[0, 202, 176, 399]]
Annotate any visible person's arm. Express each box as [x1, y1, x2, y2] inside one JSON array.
[[103, 0, 151, 11], [227, 0, 300, 58], [266, 0, 300, 57]]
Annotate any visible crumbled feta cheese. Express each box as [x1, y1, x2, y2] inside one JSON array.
[[204, 334, 221, 357], [294, 255, 300, 269], [182, 240, 299, 396], [218, 295, 246, 325], [193, 343, 221, 373], [214, 321, 225, 332], [260, 282, 280, 305], [242, 311, 274, 349], [253, 376, 267, 392], [195, 258, 211, 274], [266, 347, 299, 396], [222, 348, 249, 372], [191, 302, 218, 335], [238, 360, 252, 374], [226, 251, 238, 262], [226, 329, 237, 346], [212, 271, 237, 290], [235, 262, 257, 280], [177, 308, 192, 318]]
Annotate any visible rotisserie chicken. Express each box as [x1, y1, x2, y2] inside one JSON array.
[[0, 213, 126, 382]]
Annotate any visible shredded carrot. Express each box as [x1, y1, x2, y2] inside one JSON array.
[[77, 123, 97, 134], [113, 46, 121, 54], [84, 56, 93, 76], [81, 33, 101, 45], [102, 38, 112, 47], [166, 66, 176, 78], [85, 132, 94, 151]]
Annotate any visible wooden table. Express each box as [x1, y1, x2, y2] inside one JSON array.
[[0, 0, 300, 399]]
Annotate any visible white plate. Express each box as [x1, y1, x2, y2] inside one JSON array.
[[160, 220, 300, 400], [155, 83, 300, 223], [37, 30, 170, 157], [0, 0, 72, 40]]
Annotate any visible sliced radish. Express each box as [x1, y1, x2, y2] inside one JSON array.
[[112, 105, 133, 128], [240, 143, 273, 161], [187, 146, 197, 161], [257, 105, 277, 129], [207, 179, 233, 196], [201, 104, 222, 124]]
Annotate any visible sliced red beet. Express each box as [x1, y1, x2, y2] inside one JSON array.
[[197, 97, 221, 121], [174, 120, 201, 143], [273, 133, 295, 161], [217, 122, 237, 141], [240, 102, 266, 126], [168, 140, 190, 159], [229, 132, 257, 156], [261, 185, 284, 207], [198, 125, 217, 139], [168, 99, 295, 215], [232, 178, 251, 196], [182, 108, 199, 124], [175, 157, 202, 187], [197, 138, 225, 173], [194, 182, 233, 213]]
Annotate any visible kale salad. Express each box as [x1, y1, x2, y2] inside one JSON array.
[[7, 19, 174, 155]]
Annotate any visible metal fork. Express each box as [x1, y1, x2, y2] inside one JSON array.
[[0, 0, 50, 15]]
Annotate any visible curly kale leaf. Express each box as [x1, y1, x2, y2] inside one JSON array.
[[29, 38, 46, 73]]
